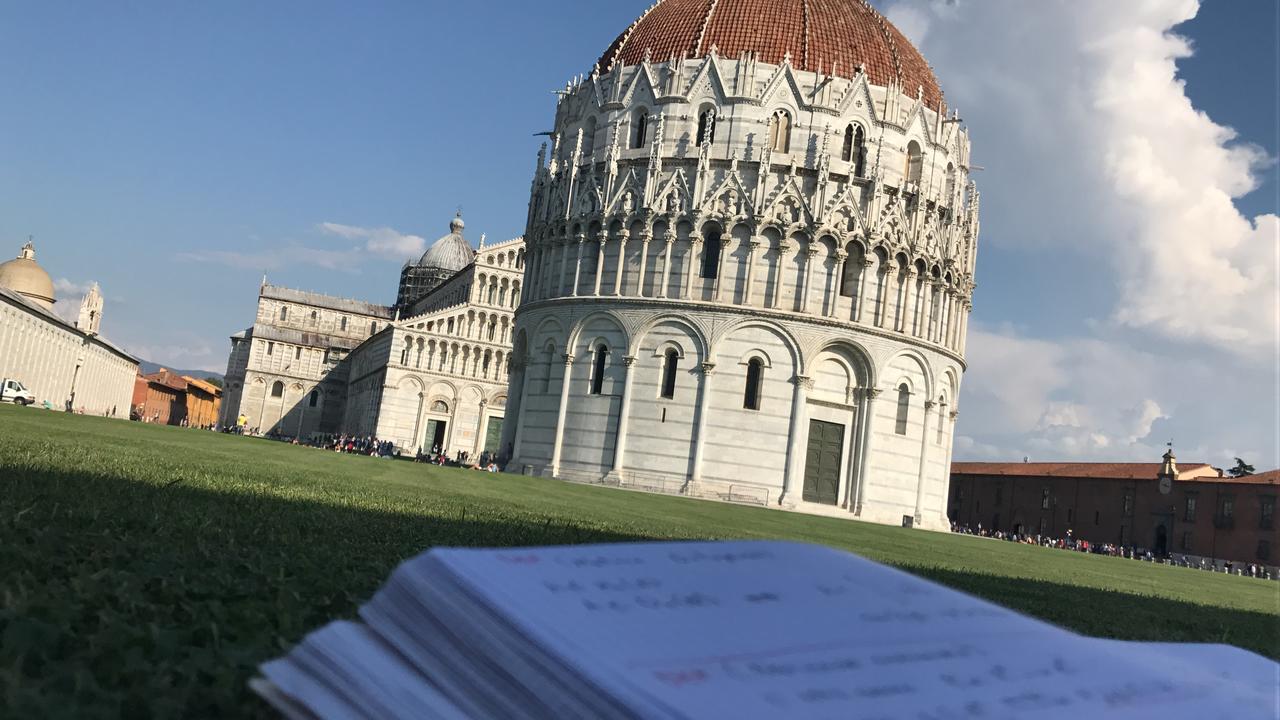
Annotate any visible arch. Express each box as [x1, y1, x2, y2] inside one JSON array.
[[769, 109, 791, 153], [589, 343, 609, 395], [582, 115, 598, 157], [659, 347, 679, 399], [743, 356, 765, 410], [565, 310, 630, 358], [695, 105, 717, 146], [631, 108, 649, 149], [270, 380, 284, 398], [894, 383, 912, 435], [630, 313, 710, 359], [905, 140, 923, 185], [710, 317, 802, 371], [881, 347, 936, 400], [944, 162, 957, 205]]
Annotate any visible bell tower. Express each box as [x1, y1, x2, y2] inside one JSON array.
[[77, 282, 104, 335]]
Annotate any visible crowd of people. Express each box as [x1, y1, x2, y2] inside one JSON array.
[[950, 522, 1273, 578]]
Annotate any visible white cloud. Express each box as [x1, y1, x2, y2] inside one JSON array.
[[177, 246, 359, 272], [882, 0, 1277, 467], [888, 0, 1276, 353], [317, 222, 426, 260]]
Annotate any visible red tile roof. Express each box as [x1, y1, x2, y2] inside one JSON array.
[[950, 462, 1222, 482], [598, 0, 944, 108]]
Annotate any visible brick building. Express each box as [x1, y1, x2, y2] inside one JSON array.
[[132, 369, 188, 425], [949, 453, 1278, 571], [182, 376, 222, 428]]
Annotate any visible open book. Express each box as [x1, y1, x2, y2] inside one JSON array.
[[254, 541, 1277, 719]]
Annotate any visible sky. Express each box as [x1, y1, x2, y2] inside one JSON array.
[[0, 0, 1275, 469]]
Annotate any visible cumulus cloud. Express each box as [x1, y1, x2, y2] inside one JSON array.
[[881, 0, 1277, 466], [317, 222, 426, 260]]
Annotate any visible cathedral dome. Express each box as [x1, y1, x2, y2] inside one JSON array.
[[597, 0, 943, 107], [417, 213, 475, 272], [0, 241, 56, 309]]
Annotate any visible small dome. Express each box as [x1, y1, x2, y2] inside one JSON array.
[[0, 241, 56, 309], [417, 214, 475, 272]]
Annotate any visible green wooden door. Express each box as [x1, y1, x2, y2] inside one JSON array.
[[802, 419, 844, 505], [483, 417, 504, 454]]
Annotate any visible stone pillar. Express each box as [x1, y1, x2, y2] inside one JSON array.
[[913, 400, 936, 524], [828, 250, 847, 318], [713, 235, 731, 302], [549, 353, 575, 476], [799, 245, 819, 313], [773, 243, 793, 309], [742, 238, 761, 306], [949, 291, 962, 349], [571, 234, 585, 297], [658, 229, 674, 299], [636, 231, 652, 298], [855, 258, 874, 324], [557, 239, 570, 298], [510, 359, 532, 461], [779, 374, 813, 507], [613, 231, 629, 296], [609, 356, 638, 478], [687, 361, 716, 491], [901, 269, 920, 336], [684, 233, 701, 300], [919, 280, 935, 341], [874, 267, 891, 328], [852, 388, 880, 515], [958, 301, 971, 354], [593, 233, 606, 296], [472, 398, 489, 459]]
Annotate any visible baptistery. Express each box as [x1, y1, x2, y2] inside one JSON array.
[[501, 0, 979, 529]]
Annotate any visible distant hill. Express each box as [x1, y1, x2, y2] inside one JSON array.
[[139, 361, 224, 384]]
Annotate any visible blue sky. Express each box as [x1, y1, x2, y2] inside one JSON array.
[[1, 1, 1275, 466]]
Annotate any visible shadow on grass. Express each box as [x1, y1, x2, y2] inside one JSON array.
[[3, 463, 1275, 719], [902, 565, 1279, 661]]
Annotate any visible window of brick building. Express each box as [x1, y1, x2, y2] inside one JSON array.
[[1184, 494, 1197, 522], [1181, 531, 1192, 551], [1261, 496, 1275, 529], [1123, 490, 1134, 516], [1041, 488, 1050, 510]]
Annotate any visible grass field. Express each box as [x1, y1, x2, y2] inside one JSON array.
[[1, 404, 1276, 717]]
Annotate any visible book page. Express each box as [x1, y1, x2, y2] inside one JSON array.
[[432, 540, 1277, 719]]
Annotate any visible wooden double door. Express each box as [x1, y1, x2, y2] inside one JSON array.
[[803, 419, 845, 505]]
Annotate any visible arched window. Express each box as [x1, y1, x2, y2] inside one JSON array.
[[700, 231, 721, 279], [852, 125, 866, 177], [944, 163, 956, 205], [904, 141, 923, 185], [431, 400, 449, 413], [271, 381, 284, 398], [309, 310, 317, 324], [542, 342, 556, 393], [590, 344, 609, 395], [660, 348, 679, 399], [895, 383, 911, 435], [308, 390, 319, 408], [279, 306, 288, 321], [696, 108, 716, 146], [632, 111, 648, 149], [743, 359, 763, 410], [266, 342, 274, 356], [769, 110, 791, 153], [340, 316, 348, 331], [841, 124, 854, 162], [370, 321, 378, 335]]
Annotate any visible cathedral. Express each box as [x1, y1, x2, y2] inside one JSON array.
[[0, 240, 138, 414], [219, 216, 524, 459], [499, 0, 980, 529]]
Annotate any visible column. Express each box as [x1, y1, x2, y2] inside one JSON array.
[[593, 233, 606, 296], [840, 389, 865, 509], [549, 353, 575, 476], [851, 388, 880, 515], [742, 238, 762, 306], [913, 400, 936, 525], [772, 244, 793, 309], [510, 360, 532, 462], [798, 246, 819, 313], [919, 280, 936, 341], [557, 238, 570, 298], [901, 269, 919, 336], [635, 232, 652, 298], [828, 250, 847, 318], [609, 356, 638, 478], [613, 231, 629, 296], [658, 229, 674, 299], [684, 234, 701, 300], [855, 258, 874, 324], [571, 235, 585, 296], [712, 236, 731, 302], [948, 291, 962, 349], [687, 362, 716, 491], [472, 399, 489, 459], [891, 268, 909, 331], [779, 374, 812, 506], [958, 302, 971, 355]]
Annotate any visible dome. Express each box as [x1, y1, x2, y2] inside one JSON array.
[[598, 0, 943, 108], [0, 241, 56, 309], [417, 214, 475, 272]]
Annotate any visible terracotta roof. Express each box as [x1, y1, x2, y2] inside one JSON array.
[[1220, 469, 1279, 485], [950, 462, 1221, 482], [598, 0, 944, 108]]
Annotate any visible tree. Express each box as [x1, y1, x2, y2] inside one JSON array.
[[1228, 458, 1255, 477], [204, 376, 224, 389]]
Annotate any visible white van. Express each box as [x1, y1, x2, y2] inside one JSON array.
[[0, 378, 35, 406]]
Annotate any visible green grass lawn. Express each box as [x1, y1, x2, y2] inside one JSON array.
[[1, 404, 1276, 717]]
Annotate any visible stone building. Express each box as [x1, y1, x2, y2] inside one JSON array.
[[0, 240, 138, 414], [950, 454, 1279, 572], [219, 217, 525, 459], [501, 0, 978, 529]]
